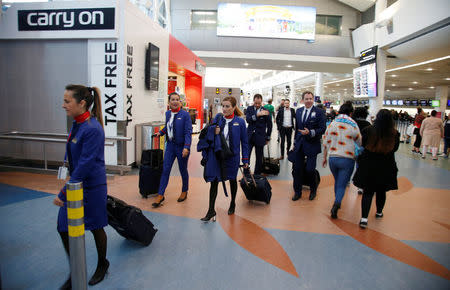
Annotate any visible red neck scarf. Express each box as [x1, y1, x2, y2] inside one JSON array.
[[225, 113, 235, 119], [74, 111, 90, 123], [171, 107, 181, 113]]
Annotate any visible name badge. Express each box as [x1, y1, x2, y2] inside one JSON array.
[[57, 166, 68, 180], [177, 117, 182, 120], [311, 112, 316, 118], [71, 138, 77, 144], [233, 123, 239, 126]]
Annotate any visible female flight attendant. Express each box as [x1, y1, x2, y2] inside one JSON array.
[[200, 96, 249, 221], [53, 84, 109, 289], [153, 92, 192, 207]]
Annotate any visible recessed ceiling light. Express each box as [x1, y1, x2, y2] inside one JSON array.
[[386, 89, 390, 91], [391, 75, 397, 77], [408, 88, 413, 90], [426, 68, 433, 71], [446, 78, 450, 81], [286, 64, 293, 68], [243, 62, 249, 66], [412, 81, 418, 84], [336, 84, 340, 86], [392, 84, 396, 86], [429, 86, 435, 89], [332, 90, 336, 92]]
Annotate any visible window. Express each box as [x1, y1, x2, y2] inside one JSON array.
[[191, 10, 217, 30], [316, 15, 342, 35]]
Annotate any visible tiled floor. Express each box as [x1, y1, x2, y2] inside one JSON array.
[[0, 134, 449, 289]]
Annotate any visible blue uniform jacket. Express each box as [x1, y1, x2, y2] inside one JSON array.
[[246, 106, 273, 146], [159, 109, 192, 150], [57, 117, 107, 232], [197, 114, 249, 182], [293, 106, 326, 156]]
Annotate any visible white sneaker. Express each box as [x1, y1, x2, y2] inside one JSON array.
[[422, 154, 426, 159], [438, 153, 447, 157]]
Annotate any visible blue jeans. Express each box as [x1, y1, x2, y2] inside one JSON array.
[[329, 157, 355, 204]]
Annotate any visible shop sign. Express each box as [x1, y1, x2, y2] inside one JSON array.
[[18, 8, 115, 31]]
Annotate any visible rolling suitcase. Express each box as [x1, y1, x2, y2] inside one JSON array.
[[139, 134, 164, 198], [107, 195, 157, 246], [291, 161, 321, 188], [239, 168, 272, 204], [262, 145, 280, 175]]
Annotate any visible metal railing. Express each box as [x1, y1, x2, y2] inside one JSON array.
[[0, 131, 132, 174]]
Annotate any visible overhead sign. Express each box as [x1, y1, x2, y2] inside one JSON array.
[[359, 46, 377, 66], [18, 8, 115, 31]]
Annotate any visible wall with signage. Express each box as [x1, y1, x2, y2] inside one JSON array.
[[0, 0, 169, 166]]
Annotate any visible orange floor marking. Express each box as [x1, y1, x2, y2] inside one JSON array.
[[331, 217, 450, 280], [217, 208, 299, 278]]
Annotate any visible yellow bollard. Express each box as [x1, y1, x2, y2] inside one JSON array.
[[66, 182, 87, 290]]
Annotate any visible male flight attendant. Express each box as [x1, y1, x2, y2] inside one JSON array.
[[245, 94, 272, 175], [291, 91, 326, 201]]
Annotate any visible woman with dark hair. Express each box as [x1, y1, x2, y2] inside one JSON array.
[[353, 109, 400, 228], [54, 84, 109, 288], [322, 101, 361, 219], [199, 96, 249, 221], [153, 92, 192, 207], [420, 110, 444, 160], [412, 107, 426, 154], [352, 106, 371, 195]]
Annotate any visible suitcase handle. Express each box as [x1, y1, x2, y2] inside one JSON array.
[[239, 165, 257, 187]]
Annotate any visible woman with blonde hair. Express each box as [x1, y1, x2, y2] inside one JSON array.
[[420, 110, 444, 160]]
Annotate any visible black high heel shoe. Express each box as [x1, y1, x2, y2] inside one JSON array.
[[152, 196, 165, 208], [200, 211, 216, 222], [88, 259, 109, 286], [228, 203, 235, 215], [60, 277, 71, 290]]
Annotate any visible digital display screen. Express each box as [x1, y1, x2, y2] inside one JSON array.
[[405, 100, 411, 106], [385, 100, 391, 105], [217, 3, 316, 40], [383, 100, 386, 105], [447, 100, 450, 106], [431, 100, 440, 107], [420, 99, 428, 106], [353, 63, 377, 98], [398, 100, 404, 106], [411, 100, 418, 106], [392, 100, 398, 105]]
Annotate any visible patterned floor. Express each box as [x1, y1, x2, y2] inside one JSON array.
[[0, 136, 449, 289]]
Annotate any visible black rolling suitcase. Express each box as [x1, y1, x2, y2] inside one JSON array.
[[262, 146, 280, 175], [139, 134, 164, 198], [291, 161, 321, 188], [107, 195, 157, 246], [239, 168, 272, 204]]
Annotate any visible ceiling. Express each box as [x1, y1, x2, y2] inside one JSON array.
[[337, 0, 376, 12]]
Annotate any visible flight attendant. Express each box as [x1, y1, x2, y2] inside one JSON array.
[[200, 96, 249, 221], [153, 92, 192, 207], [54, 84, 109, 288]]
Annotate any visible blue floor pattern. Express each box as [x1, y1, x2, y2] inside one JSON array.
[[0, 184, 449, 289]]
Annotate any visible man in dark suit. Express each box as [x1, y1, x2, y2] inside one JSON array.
[[276, 99, 296, 159], [246, 94, 272, 175], [291, 91, 326, 201]]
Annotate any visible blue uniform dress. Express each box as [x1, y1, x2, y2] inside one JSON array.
[[57, 117, 108, 232], [199, 114, 249, 182], [158, 109, 192, 195]]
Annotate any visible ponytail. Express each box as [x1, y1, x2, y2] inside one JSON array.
[[234, 106, 243, 117], [65, 84, 104, 129], [91, 87, 104, 129]]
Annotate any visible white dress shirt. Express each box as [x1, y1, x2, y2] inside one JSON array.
[[167, 111, 177, 140], [282, 108, 292, 127], [223, 117, 233, 146]]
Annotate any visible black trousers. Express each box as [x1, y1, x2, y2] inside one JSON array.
[[280, 126, 293, 157], [361, 189, 386, 218], [249, 140, 264, 175], [413, 129, 422, 148]]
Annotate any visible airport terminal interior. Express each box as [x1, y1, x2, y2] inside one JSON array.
[[0, 0, 449, 289]]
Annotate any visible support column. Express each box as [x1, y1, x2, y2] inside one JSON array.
[[436, 86, 448, 120], [369, 48, 386, 119], [314, 72, 324, 101]]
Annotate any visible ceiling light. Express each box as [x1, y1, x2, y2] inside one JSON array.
[[336, 84, 340, 86], [386, 89, 390, 91], [408, 88, 413, 90], [392, 84, 396, 86], [286, 64, 293, 68], [426, 68, 433, 71], [332, 90, 336, 92], [412, 81, 418, 84], [446, 78, 450, 81], [429, 86, 435, 89], [391, 75, 397, 77], [243, 63, 249, 66], [386, 55, 450, 73]]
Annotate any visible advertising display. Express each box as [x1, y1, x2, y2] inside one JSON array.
[[431, 100, 440, 107], [217, 3, 316, 40], [353, 63, 377, 98]]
